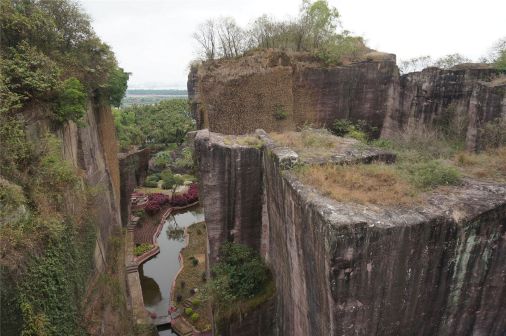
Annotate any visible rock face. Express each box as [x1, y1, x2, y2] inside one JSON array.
[[189, 50, 398, 137], [118, 148, 150, 226], [383, 67, 506, 150], [194, 129, 506, 336], [23, 96, 122, 269], [188, 50, 506, 150], [195, 130, 264, 264]]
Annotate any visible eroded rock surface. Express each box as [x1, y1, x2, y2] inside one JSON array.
[[195, 129, 506, 336], [188, 50, 506, 150]]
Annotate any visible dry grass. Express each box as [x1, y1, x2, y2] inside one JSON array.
[[270, 128, 356, 160], [223, 135, 263, 148], [455, 146, 506, 182], [295, 163, 418, 205], [172, 222, 212, 332]]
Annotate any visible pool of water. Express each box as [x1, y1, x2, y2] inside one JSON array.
[[139, 207, 205, 333]]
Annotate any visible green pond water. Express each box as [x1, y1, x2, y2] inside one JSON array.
[[139, 207, 204, 334]]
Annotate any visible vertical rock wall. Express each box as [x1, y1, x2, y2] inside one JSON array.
[[189, 51, 505, 150], [188, 50, 398, 136], [195, 129, 506, 336], [118, 148, 150, 226], [195, 130, 264, 264], [382, 66, 506, 150]]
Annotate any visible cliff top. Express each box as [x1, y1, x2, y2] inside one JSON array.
[[258, 129, 506, 226], [192, 49, 396, 82]]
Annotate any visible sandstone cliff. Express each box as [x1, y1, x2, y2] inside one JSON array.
[[188, 50, 506, 150], [195, 129, 506, 336]]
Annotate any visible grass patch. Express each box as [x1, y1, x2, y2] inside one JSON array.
[[269, 128, 357, 160], [171, 222, 212, 332], [295, 163, 417, 205], [454, 147, 506, 182], [223, 135, 263, 148]]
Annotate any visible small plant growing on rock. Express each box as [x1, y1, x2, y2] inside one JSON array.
[[191, 298, 201, 307], [184, 307, 193, 316], [191, 312, 199, 322], [192, 258, 199, 266], [273, 104, 288, 120]]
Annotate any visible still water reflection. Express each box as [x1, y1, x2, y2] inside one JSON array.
[[139, 207, 205, 333]]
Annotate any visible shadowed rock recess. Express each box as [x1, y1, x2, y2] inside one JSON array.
[[194, 129, 506, 336]]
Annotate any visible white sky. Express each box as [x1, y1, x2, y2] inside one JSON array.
[[79, 0, 506, 89]]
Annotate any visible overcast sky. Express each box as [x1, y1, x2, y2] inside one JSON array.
[[79, 0, 506, 89]]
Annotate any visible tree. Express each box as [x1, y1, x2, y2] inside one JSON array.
[[399, 56, 433, 74], [55, 77, 87, 123], [433, 53, 471, 69], [193, 0, 365, 65], [193, 20, 217, 60], [105, 66, 130, 107]]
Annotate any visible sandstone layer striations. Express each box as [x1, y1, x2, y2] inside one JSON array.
[[194, 129, 506, 336], [188, 50, 506, 150]]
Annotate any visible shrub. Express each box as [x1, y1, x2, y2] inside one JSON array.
[[143, 180, 158, 188], [191, 299, 201, 307], [191, 312, 199, 322], [479, 117, 506, 150], [330, 119, 354, 137], [329, 119, 372, 141], [273, 104, 288, 120], [134, 243, 154, 256], [405, 160, 461, 190], [175, 147, 194, 169], [144, 193, 170, 215], [210, 243, 270, 304], [184, 307, 193, 316], [192, 258, 199, 267], [169, 183, 199, 206], [55, 78, 87, 123]]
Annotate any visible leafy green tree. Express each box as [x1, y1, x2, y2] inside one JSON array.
[[104, 66, 130, 107], [55, 77, 87, 123], [112, 99, 194, 150], [210, 243, 270, 305]]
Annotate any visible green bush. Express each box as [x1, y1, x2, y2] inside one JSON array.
[[55, 77, 87, 123], [406, 160, 461, 190], [210, 243, 270, 304], [153, 150, 173, 168], [133, 243, 154, 256], [191, 298, 201, 307], [273, 104, 288, 120], [161, 170, 184, 190], [330, 118, 372, 141], [331, 119, 354, 136], [144, 173, 160, 187], [175, 147, 194, 169], [191, 312, 199, 322], [184, 307, 193, 316]]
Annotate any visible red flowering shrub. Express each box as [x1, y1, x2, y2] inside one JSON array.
[[145, 193, 170, 215], [169, 183, 199, 207]]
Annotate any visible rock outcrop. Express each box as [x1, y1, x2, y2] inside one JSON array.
[[194, 129, 506, 336], [188, 50, 506, 150], [195, 131, 264, 264], [189, 50, 398, 137], [23, 96, 122, 269], [118, 148, 150, 226]]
